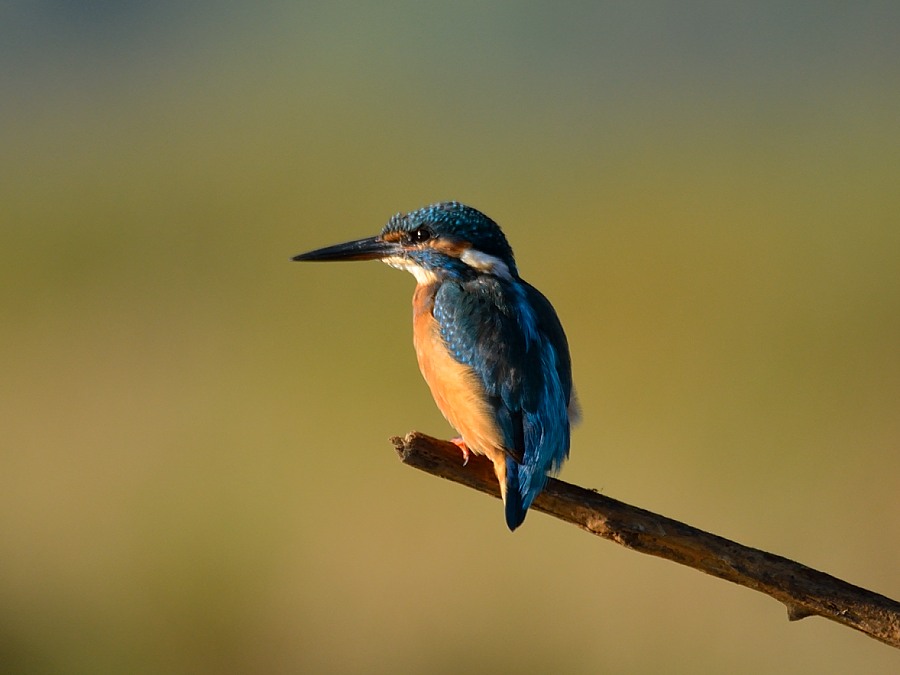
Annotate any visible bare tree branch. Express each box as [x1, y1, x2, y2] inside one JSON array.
[[392, 431, 900, 649]]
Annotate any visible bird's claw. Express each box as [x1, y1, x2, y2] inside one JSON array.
[[450, 437, 471, 466]]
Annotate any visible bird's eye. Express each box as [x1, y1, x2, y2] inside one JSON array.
[[408, 227, 432, 244]]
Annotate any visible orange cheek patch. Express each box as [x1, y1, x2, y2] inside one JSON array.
[[428, 238, 470, 258]]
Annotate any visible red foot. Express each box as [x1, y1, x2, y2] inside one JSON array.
[[450, 437, 471, 466]]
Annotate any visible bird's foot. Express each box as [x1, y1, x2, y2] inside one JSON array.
[[450, 437, 471, 466]]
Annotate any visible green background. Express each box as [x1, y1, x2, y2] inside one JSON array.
[[2, 3, 899, 673]]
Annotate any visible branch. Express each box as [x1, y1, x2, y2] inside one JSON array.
[[391, 431, 900, 649]]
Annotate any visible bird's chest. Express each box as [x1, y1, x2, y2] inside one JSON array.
[[411, 284, 456, 396], [411, 283, 502, 455]]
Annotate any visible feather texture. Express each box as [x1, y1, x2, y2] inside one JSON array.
[[430, 274, 575, 530]]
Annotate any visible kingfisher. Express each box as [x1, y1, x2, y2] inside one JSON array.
[[293, 201, 578, 530]]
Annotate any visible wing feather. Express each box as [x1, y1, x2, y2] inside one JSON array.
[[433, 275, 574, 526]]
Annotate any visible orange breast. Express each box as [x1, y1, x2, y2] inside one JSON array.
[[412, 284, 507, 470]]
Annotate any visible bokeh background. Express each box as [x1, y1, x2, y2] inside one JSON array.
[[2, 2, 899, 673]]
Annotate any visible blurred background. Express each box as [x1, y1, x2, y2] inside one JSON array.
[[1, 2, 899, 673]]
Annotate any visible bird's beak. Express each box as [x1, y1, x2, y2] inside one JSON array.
[[292, 236, 401, 263]]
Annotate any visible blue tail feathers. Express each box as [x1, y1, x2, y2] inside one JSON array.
[[504, 455, 555, 531], [504, 456, 526, 530]]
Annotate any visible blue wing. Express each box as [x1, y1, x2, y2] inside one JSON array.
[[433, 275, 574, 529]]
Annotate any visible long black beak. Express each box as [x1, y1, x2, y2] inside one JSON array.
[[291, 236, 401, 262]]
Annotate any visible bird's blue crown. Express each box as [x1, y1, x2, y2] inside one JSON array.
[[381, 202, 518, 277]]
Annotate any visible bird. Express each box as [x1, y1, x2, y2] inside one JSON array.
[[293, 201, 578, 530]]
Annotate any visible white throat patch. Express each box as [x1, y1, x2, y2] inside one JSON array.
[[382, 256, 439, 285]]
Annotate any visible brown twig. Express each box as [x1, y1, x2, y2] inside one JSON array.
[[391, 431, 900, 649]]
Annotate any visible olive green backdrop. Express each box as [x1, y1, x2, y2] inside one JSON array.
[[2, 3, 899, 673]]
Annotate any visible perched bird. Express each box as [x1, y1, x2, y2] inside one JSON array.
[[293, 202, 578, 530]]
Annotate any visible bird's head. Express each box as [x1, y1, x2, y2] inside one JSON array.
[[292, 202, 518, 283]]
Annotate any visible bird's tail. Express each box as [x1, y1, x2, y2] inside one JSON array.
[[504, 456, 528, 531], [503, 456, 553, 531]]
